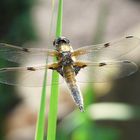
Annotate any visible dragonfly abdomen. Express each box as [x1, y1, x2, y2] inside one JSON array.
[[63, 65, 84, 112]]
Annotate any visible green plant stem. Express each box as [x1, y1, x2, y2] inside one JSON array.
[[47, 0, 63, 140], [56, 0, 63, 37], [47, 71, 59, 140], [35, 69, 48, 140]]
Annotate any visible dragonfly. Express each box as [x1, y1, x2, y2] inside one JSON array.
[[0, 35, 139, 112]]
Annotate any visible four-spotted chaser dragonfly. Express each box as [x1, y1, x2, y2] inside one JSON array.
[[0, 36, 139, 112]]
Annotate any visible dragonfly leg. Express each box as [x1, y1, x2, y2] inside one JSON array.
[[73, 61, 87, 75]]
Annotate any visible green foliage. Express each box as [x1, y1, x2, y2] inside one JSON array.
[[57, 114, 121, 140], [0, 0, 37, 44], [71, 125, 120, 140], [0, 0, 37, 139]]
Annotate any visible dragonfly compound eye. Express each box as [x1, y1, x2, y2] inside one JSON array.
[[53, 36, 70, 46]]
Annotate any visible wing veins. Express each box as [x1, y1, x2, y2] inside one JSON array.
[[72, 36, 140, 59], [0, 43, 58, 56]]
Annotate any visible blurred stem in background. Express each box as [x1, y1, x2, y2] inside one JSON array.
[[82, 1, 109, 112], [92, 1, 110, 44], [0, 0, 37, 139], [84, 1, 110, 108]]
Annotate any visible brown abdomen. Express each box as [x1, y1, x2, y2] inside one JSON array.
[[63, 65, 76, 83], [63, 65, 84, 112]]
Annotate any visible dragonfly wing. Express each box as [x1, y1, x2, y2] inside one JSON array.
[[76, 60, 138, 83], [0, 65, 63, 87], [0, 43, 58, 64], [72, 36, 140, 61]]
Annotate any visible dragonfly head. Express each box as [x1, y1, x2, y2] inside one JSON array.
[[53, 36, 70, 50]]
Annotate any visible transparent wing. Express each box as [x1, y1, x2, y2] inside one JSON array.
[[72, 36, 140, 61], [0, 43, 58, 64], [76, 60, 138, 83], [0, 65, 63, 87]]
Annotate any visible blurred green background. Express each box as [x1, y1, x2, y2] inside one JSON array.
[[0, 0, 140, 140]]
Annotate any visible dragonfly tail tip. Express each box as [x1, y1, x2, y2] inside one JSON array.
[[79, 105, 85, 112]]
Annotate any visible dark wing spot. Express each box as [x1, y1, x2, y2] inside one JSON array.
[[27, 67, 36, 71], [80, 64, 87, 68], [123, 60, 131, 63], [126, 36, 133, 38], [49, 67, 55, 70], [22, 48, 29, 52], [99, 62, 106, 67], [104, 42, 110, 48]]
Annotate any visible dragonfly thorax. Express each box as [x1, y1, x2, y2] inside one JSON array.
[[60, 51, 73, 66]]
